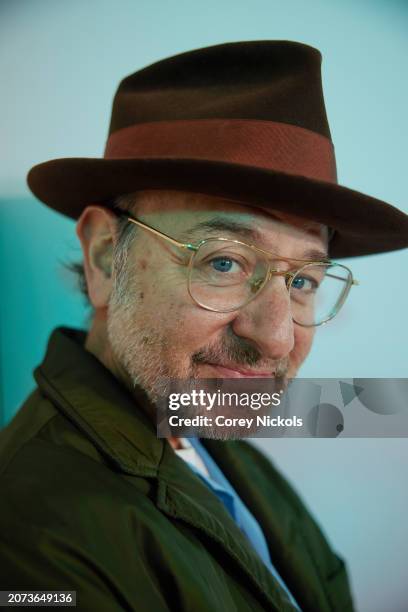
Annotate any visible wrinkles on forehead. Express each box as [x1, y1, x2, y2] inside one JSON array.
[[180, 216, 329, 261], [122, 190, 329, 259]]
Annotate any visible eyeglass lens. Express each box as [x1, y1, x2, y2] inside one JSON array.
[[188, 239, 351, 326]]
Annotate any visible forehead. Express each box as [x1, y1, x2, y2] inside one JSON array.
[[133, 190, 329, 257]]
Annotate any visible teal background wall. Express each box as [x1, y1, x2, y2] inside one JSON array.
[[1, 1, 407, 610]]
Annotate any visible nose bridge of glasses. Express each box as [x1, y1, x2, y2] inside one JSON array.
[[266, 267, 296, 289]]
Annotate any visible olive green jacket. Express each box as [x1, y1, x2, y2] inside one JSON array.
[[0, 327, 354, 611]]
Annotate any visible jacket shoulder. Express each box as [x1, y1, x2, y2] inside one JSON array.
[[0, 387, 156, 533], [0, 441, 168, 611], [0, 405, 169, 609], [0, 388, 106, 473]]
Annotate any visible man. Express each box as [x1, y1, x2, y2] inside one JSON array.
[[1, 41, 407, 611]]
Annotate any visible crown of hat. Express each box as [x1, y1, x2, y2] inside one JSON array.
[[108, 41, 331, 139]]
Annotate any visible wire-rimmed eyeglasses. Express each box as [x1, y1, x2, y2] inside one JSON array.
[[114, 211, 359, 327]]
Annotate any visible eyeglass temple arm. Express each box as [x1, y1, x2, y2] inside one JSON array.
[[326, 273, 359, 285], [285, 268, 359, 286], [115, 211, 197, 251]]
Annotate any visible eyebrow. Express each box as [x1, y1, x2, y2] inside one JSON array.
[[183, 217, 330, 261]]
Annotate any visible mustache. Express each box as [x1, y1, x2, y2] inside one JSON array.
[[192, 327, 289, 378]]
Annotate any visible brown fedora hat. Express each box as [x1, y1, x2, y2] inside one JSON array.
[[27, 40, 408, 258]]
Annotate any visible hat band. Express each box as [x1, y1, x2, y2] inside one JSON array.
[[104, 119, 337, 183]]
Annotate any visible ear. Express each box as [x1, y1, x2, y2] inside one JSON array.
[[76, 206, 118, 309]]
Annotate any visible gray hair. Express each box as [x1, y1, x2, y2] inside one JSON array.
[[65, 193, 141, 311]]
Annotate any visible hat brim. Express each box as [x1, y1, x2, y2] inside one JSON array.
[[27, 157, 408, 258]]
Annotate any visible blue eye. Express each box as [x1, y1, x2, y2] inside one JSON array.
[[292, 276, 317, 291], [211, 257, 234, 272], [292, 277, 305, 289]]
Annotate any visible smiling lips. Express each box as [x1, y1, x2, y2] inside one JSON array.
[[204, 362, 274, 378]]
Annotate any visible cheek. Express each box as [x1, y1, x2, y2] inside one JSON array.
[[131, 249, 233, 349], [156, 296, 234, 358], [137, 252, 189, 305], [172, 301, 233, 341]]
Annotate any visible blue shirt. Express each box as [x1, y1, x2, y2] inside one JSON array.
[[185, 438, 301, 610]]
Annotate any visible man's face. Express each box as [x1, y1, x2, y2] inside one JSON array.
[[102, 191, 328, 403]]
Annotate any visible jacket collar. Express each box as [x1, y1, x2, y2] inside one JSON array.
[[35, 326, 163, 476], [34, 326, 298, 611]]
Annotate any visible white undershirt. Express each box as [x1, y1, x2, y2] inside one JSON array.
[[174, 437, 210, 477]]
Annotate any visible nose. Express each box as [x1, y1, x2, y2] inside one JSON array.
[[230, 276, 295, 360]]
